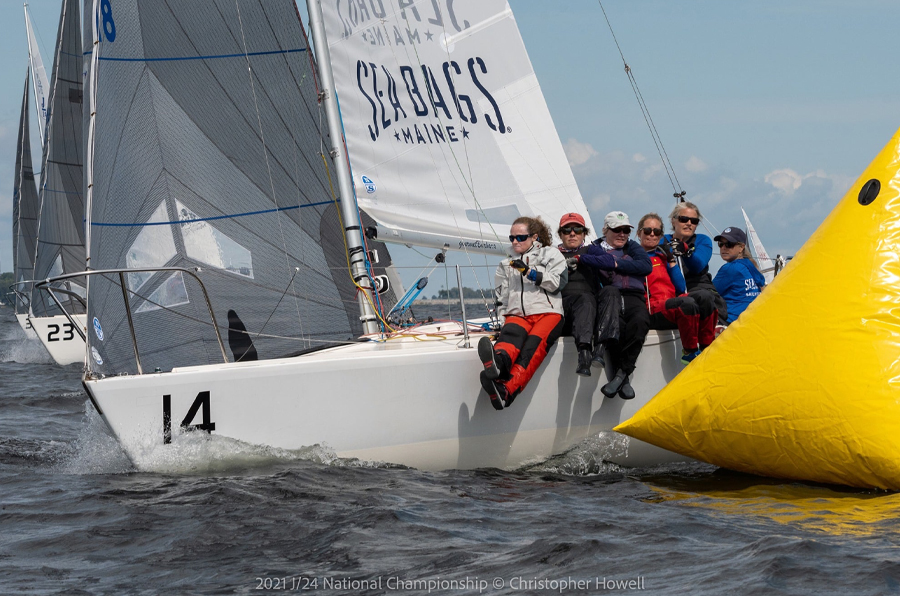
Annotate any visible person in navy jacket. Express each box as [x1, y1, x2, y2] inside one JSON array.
[[577, 211, 651, 400], [713, 227, 765, 324]]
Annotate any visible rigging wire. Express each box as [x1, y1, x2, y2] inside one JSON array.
[[598, 1, 686, 203]]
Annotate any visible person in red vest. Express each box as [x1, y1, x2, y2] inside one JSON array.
[[637, 212, 716, 364]]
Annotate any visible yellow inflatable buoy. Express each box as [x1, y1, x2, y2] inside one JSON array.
[[616, 127, 900, 491]]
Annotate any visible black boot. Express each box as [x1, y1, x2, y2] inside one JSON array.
[[480, 371, 507, 410], [618, 376, 635, 400], [601, 369, 627, 398], [576, 349, 592, 376], [591, 343, 605, 368], [478, 336, 500, 379]]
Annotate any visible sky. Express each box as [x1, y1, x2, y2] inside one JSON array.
[[2, 1, 899, 294]]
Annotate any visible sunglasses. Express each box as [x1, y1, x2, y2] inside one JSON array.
[[717, 241, 738, 248], [609, 226, 632, 234], [559, 226, 586, 235], [640, 227, 663, 236], [677, 215, 700, 225], [509, 234, 532, 243]]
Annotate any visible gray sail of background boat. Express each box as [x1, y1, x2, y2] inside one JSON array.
[[30, 0, 84, 319], [12, 69, 40, 321]]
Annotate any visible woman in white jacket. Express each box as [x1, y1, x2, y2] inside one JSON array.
[[478, 216, 568, 410]]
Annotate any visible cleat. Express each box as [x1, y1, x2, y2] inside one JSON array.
[[601, 370, 627, 398], [478, 336, 500, 379], [680, 348, 702, 365], [576, 349, 592, 376]]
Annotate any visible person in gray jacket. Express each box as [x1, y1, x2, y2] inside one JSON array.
[[478, 216, 567, 410]]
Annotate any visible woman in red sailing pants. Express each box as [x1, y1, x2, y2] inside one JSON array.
[[478, 216, 567, 410]]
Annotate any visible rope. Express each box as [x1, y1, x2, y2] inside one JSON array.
[[598, 1, 686, 201]]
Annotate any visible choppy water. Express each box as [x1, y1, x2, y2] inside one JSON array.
[[1, 307, 899, 595]]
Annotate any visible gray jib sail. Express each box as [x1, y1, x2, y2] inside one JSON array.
[[12, 69, 40, 315], [31, 0, 85, 317], [86, 0, 397, 375]]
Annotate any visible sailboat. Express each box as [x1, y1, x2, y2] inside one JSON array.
[[616, 127, 900, 491], [27, 0, 88, 365], [11, 69, 41, 339], [10, 4, 52, 339], [65, 0, 688, 471]]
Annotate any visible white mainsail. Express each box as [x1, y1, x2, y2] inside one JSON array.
[[25, 3, 51, 144], [741, 207, 774, 285], [320, 1, 593, 253]]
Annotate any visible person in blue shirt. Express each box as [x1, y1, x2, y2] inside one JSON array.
[[713, 227, 765, 324]]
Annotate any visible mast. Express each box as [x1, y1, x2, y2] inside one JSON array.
[[305, 0, 379, 335]]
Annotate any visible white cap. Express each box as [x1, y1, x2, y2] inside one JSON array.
[[603, 211, 632, 230]]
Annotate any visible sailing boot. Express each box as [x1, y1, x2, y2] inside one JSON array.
[[576, 349, 592, 377], [601, 369, 627, 398], [618, 376, 635, 400], [591, 344, 605, 368], [478, 335, 500, 379], [480, 371, 508, 411], [680, 348, 702, 365]]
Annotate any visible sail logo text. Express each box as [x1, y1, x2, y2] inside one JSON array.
[[357, 57, 507, 143], [459, 240, 499, 251], [335, 0, 470, 41]]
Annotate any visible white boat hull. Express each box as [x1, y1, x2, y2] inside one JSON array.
[[29, 314, 87, 365], [84, 326, 693, 471], [14, 313, 39, 339]]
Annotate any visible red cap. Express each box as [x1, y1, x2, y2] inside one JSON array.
[[558, 212, 586, 228]]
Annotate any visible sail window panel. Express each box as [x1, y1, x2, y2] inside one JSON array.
[[176, 200, 254, 279], [134, 272, 190, 314], [125, 201, 178, 292]]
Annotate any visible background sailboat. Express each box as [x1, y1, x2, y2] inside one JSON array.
[[11, 69, 40, 338], [28, 0, 86, 365]]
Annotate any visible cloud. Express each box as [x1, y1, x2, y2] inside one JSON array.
[[563, 138, 598, 167], [685, 156, 708, 173], [565, 138, 854, 263]]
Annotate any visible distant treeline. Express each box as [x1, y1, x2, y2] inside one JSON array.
[[434, 287, 490, 300], [0, 272, 13, 305]]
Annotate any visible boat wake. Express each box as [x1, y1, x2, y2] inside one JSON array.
[[60, 401, 404, 475], [0, 325, 52, 364]]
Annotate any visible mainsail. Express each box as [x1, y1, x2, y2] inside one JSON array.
[[320, 0, 593, 253], [85, 0, 396, 376], [12, 69, 40, 314], [25, 3, 51, 143], [31, 0, 85, 317]]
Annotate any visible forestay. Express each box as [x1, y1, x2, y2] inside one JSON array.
[[320, 0, 593, 253], [12, 70, 41, 315], [85, 0, 396, 376], [31, 0, 85, 317]]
